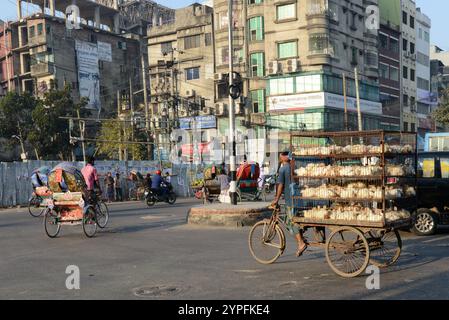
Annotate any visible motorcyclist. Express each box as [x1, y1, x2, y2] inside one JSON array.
[[151, 170, 164, 196]]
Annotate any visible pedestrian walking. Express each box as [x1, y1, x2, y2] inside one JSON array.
[[114, 173, 123, 202]]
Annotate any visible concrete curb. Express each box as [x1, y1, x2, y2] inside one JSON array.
[[188, 203, 272, 227]]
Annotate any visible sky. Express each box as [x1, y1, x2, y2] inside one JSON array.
[[1, 0, 448, 50]]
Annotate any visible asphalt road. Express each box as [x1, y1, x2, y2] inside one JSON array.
[[1, 198, 449, 300]]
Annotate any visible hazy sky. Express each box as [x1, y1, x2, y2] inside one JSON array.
[[1, 0, 448, 49]]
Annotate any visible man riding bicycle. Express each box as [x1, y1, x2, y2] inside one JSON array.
[[81, 156, 102, 204]]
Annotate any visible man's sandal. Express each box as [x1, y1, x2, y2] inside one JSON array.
[[295, 244, 308, 257]]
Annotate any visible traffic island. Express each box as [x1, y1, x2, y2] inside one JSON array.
[[187, 202, 272, 227]]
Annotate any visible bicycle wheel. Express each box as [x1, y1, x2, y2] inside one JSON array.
[[44, 208, 61, 238], [248, 220, 286, 265], [83, 206, 97, 238], [326, 227, 370, 278], [367, 230, 402, 268], [28, 196, 43, 217], [96, 201, 109, 229]]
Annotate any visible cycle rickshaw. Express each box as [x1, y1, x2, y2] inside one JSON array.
[[43, 163, 107, 238]]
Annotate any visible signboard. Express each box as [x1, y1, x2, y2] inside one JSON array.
[[76, 40, 100, 110], [179, 115, 217, 130], [98, 41, 112, 62], [268, 92, 382, 115]]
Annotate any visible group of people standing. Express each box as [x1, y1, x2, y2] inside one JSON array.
[[104, 172, 123, 203]]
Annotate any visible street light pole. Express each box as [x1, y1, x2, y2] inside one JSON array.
[[228, 0, 238, 205]]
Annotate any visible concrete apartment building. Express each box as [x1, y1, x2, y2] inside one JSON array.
[[378, 0, 401, 131], [212, 0, 382, 151], [415, 7, 433, 138], [147, 3, 216, 161], [400, 0, 417, 133]]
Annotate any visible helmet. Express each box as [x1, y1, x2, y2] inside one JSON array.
[[155, 170, 162, 175]]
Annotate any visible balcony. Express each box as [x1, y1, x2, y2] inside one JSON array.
[[306, 7, 329, 30], [307, 47, 333, 65], [31, 63, 54, 77]]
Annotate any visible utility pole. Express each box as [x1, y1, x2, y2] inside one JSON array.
[[77, 109, 86, 163], [4, 22, 11, 92], [343, 73, 348, 131], [129, 74, 135, 160], [228, 0, 238, 205], [140, 41, 152, 160], [354, 68, 363, 132], [117, 90, 123, 161]]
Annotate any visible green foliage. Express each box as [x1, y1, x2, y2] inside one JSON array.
[[28, 86, 87, 160], [0, 92, 37, 149], [96, 119, 146, 160], [432, 89, 449, 125]]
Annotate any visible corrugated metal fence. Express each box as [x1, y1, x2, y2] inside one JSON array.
[[0, 160, 202, 208]]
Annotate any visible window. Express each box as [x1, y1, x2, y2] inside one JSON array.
[[278, 41, 297, 59], [269, 77, 294, 95], [37, 23, 43, 36], [161, 41, 172, 54], [379, 33, 388, 49], [390, 66, 399, 81], [418, 77, 430, 90], [410, 69, 415, 81], [248, 16, 264, 41], [277, 3, 296, 21], [296, 74, 321, 93], [403, 121, 408, 132], [251, 89, 265, 113], [29, 26, 35, 38], [419, 28, 423, 39], [379, 63, 389, 79], [184, 35, 201, 49], [410, 16, 415, 29], [403, 66, 408, 79], [403, 39, 408, 51], [390, 37, 399, 53], [417, 52, 430, 67], [250, 52, 264, 77], [248, 0, 263, 4], [403, 94, 409, 105], [205, 33, 212, 46], [410, 42, 415, 54], [351, 47, 358, 65], [309, 33, 329, 54], [186, 67, 200, 80], [365, 51, 378, 67], [424, 31, 430, 42], [410, 123, 415, 132], [402, 11, 407, 25]]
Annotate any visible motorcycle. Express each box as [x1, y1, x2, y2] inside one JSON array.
[[263, 175, 277, 194], [144, 181, 177, 206]]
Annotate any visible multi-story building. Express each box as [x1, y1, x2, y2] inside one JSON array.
[[213, 0, 383, 157], [400, 0, 417, 133], [415, 7, 433, 142], [378, 0, 401, 130], [147, 3, 216, 162]]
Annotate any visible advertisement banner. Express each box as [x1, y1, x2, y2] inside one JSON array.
[[98, 41, 112, 62], [268, 92, 382, 115], [76, 40, 101, 110]]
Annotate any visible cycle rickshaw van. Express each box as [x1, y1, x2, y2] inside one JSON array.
[[44, 163, 98, 238]]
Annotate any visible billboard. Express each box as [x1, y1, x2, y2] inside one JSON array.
[[98, 41, 112, 62], [268, 92, 382, 115], [75, 40, 101, 110]]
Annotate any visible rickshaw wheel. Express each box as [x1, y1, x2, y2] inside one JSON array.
[[29, 196, 43, 217], [325, 227, 370, 278], [367, 229, 402, 268], [248, 220, 286, 265], [83, 207, 97, 238], [44, 208, 61, 238], [96, 201, 109, 229]]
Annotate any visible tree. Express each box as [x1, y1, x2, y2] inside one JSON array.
[[0, 92, 37, 151], [432, 89, 449, 125], [96, 119, 146, 160], [29, 86, 88, 160]]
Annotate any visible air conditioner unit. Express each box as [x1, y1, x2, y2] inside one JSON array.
[[215, 103, 225, 116], [268, 61, 279, 75], [235, 102, 245, 115], [286, 59, 298, 73], [405, 51, 410, 58], [214, 73, 223, 81], [411, 53, 416, 60], [186, 90, 196, 97], [118, 41, 127, 50]]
